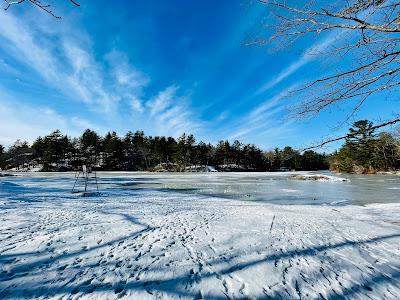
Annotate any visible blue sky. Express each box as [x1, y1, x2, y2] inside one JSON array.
[[0, 1, 398, 150]]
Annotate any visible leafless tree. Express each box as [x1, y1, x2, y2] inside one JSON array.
[[256, 0, 400, 147], [3, 0, 80, 18]]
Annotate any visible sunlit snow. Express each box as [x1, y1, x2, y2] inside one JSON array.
[[1, 172, 400, 299]]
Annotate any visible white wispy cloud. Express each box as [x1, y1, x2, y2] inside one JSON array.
[[254, 32, 340, 96], [63, 40, 120, 112], [0, 10, 203, 140], [0, 11, 150, 114], [130, 98, 145, 113], [147, 86, 177, 117], [106, 50, 149, 90], [228, 105, 286, 140], [0, 12, 62, 82], [0, 58, 20, 76], [216, 110, 229, 122], [228, 87, 295, 140], [146, 86, 202, 136]]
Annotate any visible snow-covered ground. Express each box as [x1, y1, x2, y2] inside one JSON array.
[[1, 173, 400, 299]]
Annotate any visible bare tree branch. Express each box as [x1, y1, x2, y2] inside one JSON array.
[[261, 0, 400, 33], [254, 0, 400, 148], [300, 118, 400, 151], [3, 0, 79, 18], [303, 50, 400, 89]]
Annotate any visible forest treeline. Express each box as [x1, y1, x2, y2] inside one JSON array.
[[331, 120, 400, 173], [0, 120, 398, 173], [0, 130, 328, 172]]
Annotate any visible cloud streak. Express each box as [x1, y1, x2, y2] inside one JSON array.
[[0, 12, 149, 114], [0, 10, 203, 140], [146, 86, 202, 136], [254, 32, 340, 96], [228, 87, 296, 141]]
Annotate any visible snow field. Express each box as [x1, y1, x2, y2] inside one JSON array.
[[0, 176, 400, 299]]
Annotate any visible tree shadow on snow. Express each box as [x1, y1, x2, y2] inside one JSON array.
[[1, 229, 399, 299]]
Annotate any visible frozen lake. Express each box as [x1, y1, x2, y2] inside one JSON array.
[[1, 171, 400, 299], [1, 171, 399, 206]]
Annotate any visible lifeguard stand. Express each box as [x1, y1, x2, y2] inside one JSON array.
[[72, 165, 99, 195]]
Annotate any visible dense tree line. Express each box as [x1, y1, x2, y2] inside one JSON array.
[[2, 121, 397, 174], [0, 129, 329, 172], [331, 120, 400, 173]]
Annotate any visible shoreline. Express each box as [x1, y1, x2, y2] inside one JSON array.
[[2, 168, 400, 177]]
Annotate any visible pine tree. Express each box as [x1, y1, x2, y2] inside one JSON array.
[[0, 144, 5, 170], [80, 129, 102, 166]]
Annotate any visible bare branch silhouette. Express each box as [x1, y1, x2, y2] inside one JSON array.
[[3, 0, 80, 18], [257, 0, 400, 116], [254, 0, 400, 148], [300, 117, 400, 151]]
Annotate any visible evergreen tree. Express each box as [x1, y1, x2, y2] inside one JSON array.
[[6, 127, 386, 172], [186, 134, 196, 166], [232, 140, 242, 165], [7, 140, 32, 170], [123, 131, 136, 170], [195, 142, 213, 166], [301, 151, 328, 171], [80, 129, 102, 166], [176, 134, 187, 167], [281, 146, 300, 170], [214, 140, 229, 166], [0, 144, 5, 169], [34, 130, 71, 171], [346, 120, 376, 167], [165, 137, 178, 163], [331, 120, 400, 173], [133, 131, 148, 170], [102, 132, 124, 170]]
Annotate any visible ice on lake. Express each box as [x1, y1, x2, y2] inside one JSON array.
[[2, 171, 398, 205]]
